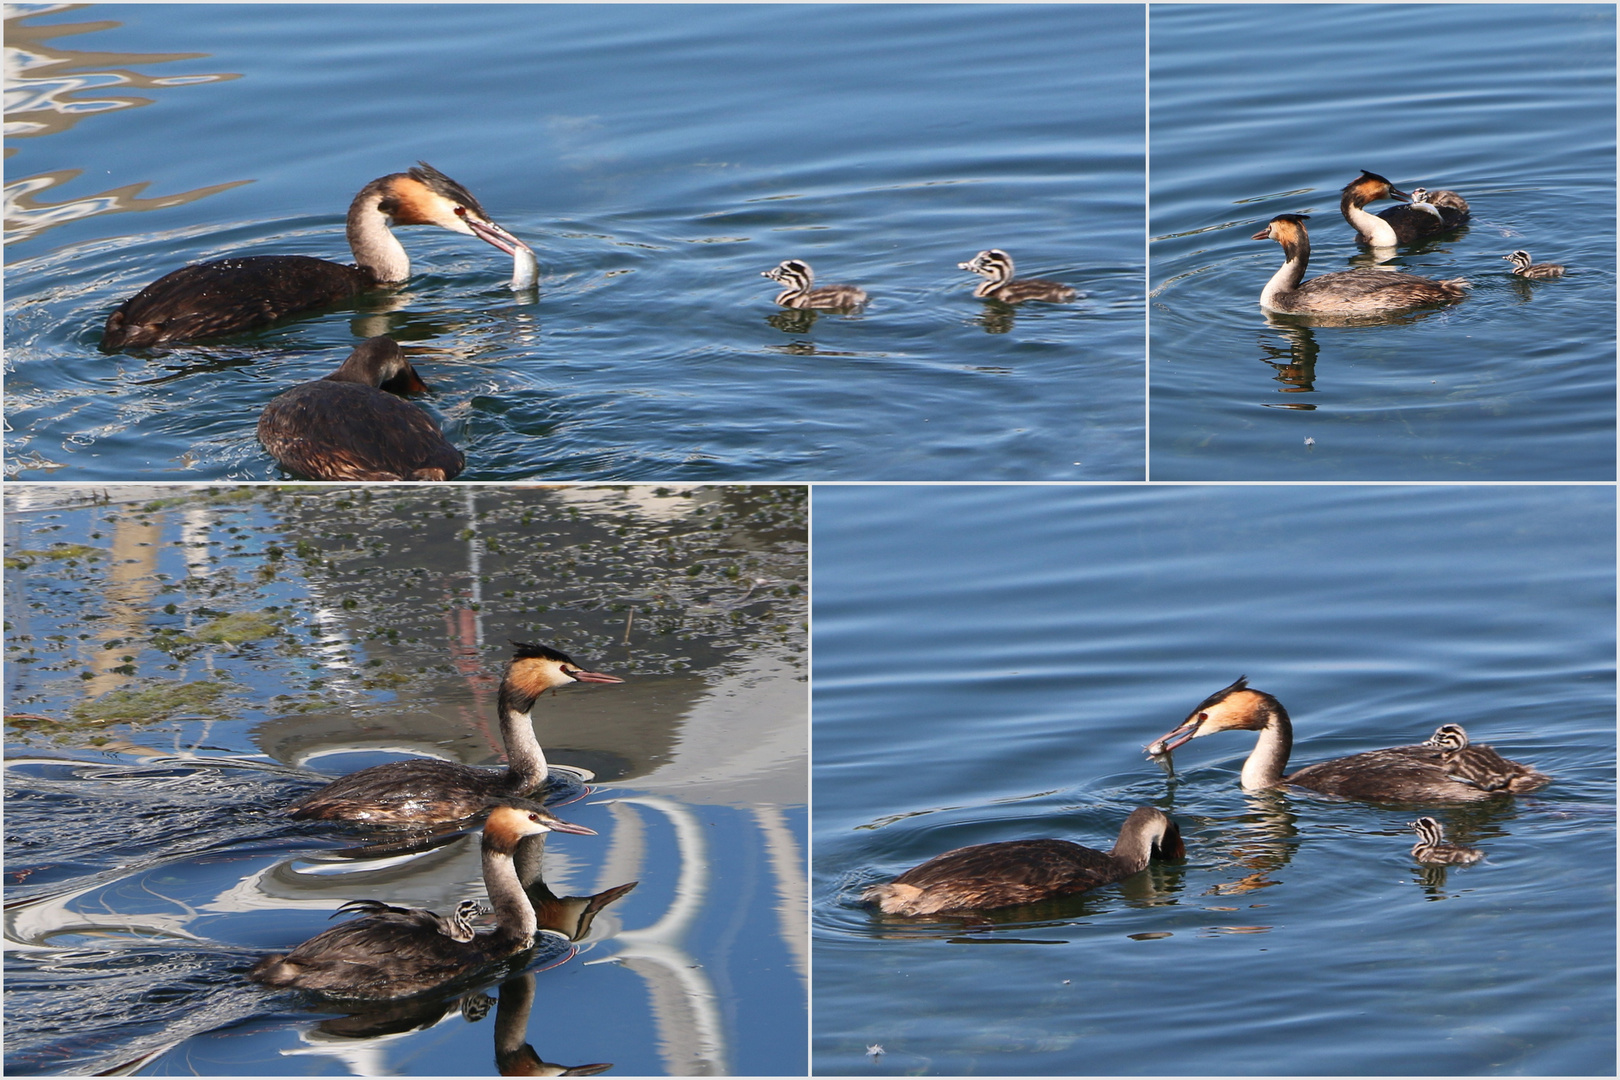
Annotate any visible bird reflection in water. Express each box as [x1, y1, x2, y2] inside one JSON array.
[[1257, 324, 1320, 404]]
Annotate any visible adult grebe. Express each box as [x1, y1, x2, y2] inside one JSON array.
[[250, 801, 594, 999], [1424, 723, 1550, 793], [1252, 214, 1468, 315], [1503, 250, 1565, 279], [861, 806, 1183, 916], [761, 259, 868, 310], [257, 336, 465, 482], [285, 642, 622, 826], [1408, 817, 1483, 866], [101, 163, 533, 350], [1339, 169, 1469, 246], [958, 249, 1077, 304], [1147, 678, 1548, 802]]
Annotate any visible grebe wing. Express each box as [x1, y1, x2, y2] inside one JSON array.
[[1283, 744, 1497, 802], [892, 837, 1122, 895], [285, 759, 499, 823], [1293, 269, 1452, 301], [257, 381, 466, 483]]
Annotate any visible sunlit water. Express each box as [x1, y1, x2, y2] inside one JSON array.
[[812, 485, 1615, 1075], [3, 485, 807, 1075], [1149, 4, 1616, 480], [4, 4, 1144, 482]]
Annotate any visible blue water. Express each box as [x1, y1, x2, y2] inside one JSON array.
[[3, 485, 807, 1075], [4, 4, 1144, 481], [1149, 4, 1616, 480], [812, 484, 1615, 1075]]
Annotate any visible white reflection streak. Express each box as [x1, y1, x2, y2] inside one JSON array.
[[463, 489, 484, 648], [753, 804, 808, 986], [589, 795, 727, 1076]]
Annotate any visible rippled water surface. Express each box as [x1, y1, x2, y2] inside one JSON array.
[[812, 485, 1614, 1075], [4, 485, 806, 1075], [4, 3, 1144, 481], [1149, 4, 1616, 480]]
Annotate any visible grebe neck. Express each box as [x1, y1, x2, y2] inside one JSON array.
[[483, 832, 540, 942], [497, 704, 547, 791], [1340, 188, 1398, 247], [1260, 233, 1310, 309], [346, 179, 411, 283], [1241, 700, 1294, 790]]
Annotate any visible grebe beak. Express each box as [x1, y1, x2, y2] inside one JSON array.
[[460, 210, 532, 258], [380, 360, 431, 396], [566, 667, 624, 685], [1147, 714, 1204, 754], [1250, 225, 1273, 241], [542, 817, 599, 837], [1387, 184, 1412, 203]]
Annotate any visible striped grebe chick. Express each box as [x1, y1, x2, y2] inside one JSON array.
[[1424, 723, 1550, 793], [1408, 817, 1483, 866], [1148, 678, 1547, 803], [331, 898, 488, 943], [102, 163, 533, 350], [1503, 250, 1565, 279], [762, 259, 867, 310], [1252, 214, 1468, 315], [861, 806, 1183, 916], [285, 642, 622, 826], [257, 336, 464, 482], [250, 802, 594, 999], [1339, 170, 1469, 246], [958, 249, 1077, 304]]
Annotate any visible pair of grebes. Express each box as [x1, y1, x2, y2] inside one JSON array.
[[1250, 169, 1565, 317], [101, 163, 1075, 483], [248, 641, 628, 1000], [864, 677, 1546, 916]]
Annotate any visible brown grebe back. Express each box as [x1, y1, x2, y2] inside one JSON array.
[[257, 336, 465, 482], [1252, 214, 1468, 315], [1339, 169, 1469, 246], [861, 806, 1183, 916], [958, 248, 1077, 304], [1503, 250, 1565, 279], [101, 163, 533, 350], [1423, 723, 1549, 793], [250, 802, 594, 999], [761, 259, 868, 310], [285, 642, 622, 826], [1147, 677, 1549, 802]]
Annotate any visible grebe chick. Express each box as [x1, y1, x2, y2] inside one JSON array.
[[285, 642, 622, 826], [861, 806, 1183, 916], [958, 249, 1077, 304], [257, 336, 464, 482], [1252, 214, 1468, 315], [1424, 723, 1550, 793], [102, 163, 533, 350], [332, 898, 487, 943], [1339, 170, 1469, 246], [1147, 677, 1549, 803], [1408, 817, 1483, 866], [250, 802, 594, 999], [1503, 250, 1565, 279], [762, 259, 867, 310]]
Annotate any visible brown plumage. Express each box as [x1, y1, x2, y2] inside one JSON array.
[[958, 249, 1077, 304], [250, 802, 595, 1000], [102, 163, 532, 350], [1409, 816, 1483, 866], [1339, 170, 1469, 247], [1424, 723, 1550, 793], [1148, 678, 1549, 803], [761, 259, 868, 310], [1253, 214, 1468, 316], [257, 336, 465, 482], [285, 642, 622, 826], [862, 806, 1183, 916]]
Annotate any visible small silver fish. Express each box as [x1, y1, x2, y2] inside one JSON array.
[[511, 242, 540, 291]]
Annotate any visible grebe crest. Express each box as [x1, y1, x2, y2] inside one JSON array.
[[762, 259, 868, 310], [1252, 213, 1468, 316], [1504, 250, 1564, 279], [958, 248, 1077, 304]]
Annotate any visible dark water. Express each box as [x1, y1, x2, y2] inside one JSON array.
[[3, 485, 807, 1075], [4, 3, 1144, 482], [1149, 4, 1616, 480], [812, 485, 1615, 1075]]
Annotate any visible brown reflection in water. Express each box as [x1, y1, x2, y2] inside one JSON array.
[[4, 5, 246, 244], [1257, 324, 1320, 403]]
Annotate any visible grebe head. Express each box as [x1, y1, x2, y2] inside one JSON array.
[[1409, 816, 1447, 843], [504, 641, 624, 698], [484, 800, 598, 852], [1251, 213, 1310, 245], [1148, 676, 1280, 754], [959, 249, 1014, 281], [1121, 806, 1186, 860], [1341, 170, 1411, 207], [1503, 250, 1532, 269], [381, 162, 533, 258], [325, 335, 430, 393], [763, 259, 814, 289], [1424, 723, 1470, 751]]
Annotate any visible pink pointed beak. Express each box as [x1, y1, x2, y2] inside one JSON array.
[[1147, 715, 1204, 755], [566, 668, 624, 685]]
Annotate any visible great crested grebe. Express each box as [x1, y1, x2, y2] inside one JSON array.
[[257, 336, 465, 482], [285, 642, 622, 826], [250, 801, 593, 999], [101, 163, 533, 350], [1339, 169, 1469, 246], [1147, 678, 1549, 802], [1503, 250, 1565, 279], [861, 806, 1183, 916], [1424, 723, 1550, 793], [761, 259, 868, 310], [1408, 817, 1483, 866], [958, 249, 1077, 304], [1252, 214, 1468, 315]]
